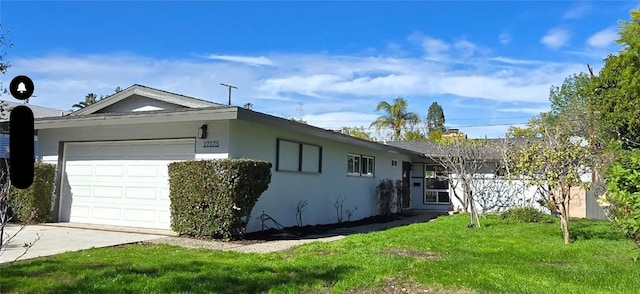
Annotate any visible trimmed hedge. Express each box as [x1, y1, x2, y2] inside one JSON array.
[[9, 163, 56, 223], [168, 159, 272, 239]]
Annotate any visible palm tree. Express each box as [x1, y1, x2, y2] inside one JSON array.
[[72, 93, 99, 110], [369, 98, 420, 141]]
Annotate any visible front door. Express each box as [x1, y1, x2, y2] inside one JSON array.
[[402, 161, 412, 209]]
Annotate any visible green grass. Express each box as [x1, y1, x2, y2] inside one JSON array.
[[1, 214, 639, 293]]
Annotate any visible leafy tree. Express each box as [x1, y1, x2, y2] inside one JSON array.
[[428, 130, 443, 141], [549, 73, 591, 119], [601, 149, 640, 246], [426, 102, 446, 136], [289, 118, 307, 124], [506, 114, 549, 139], [370, 98, 420, 141], [72, 93, 100, 110], [589, 8, 640, 149], [402, 121, 427, 141], [403, 129, 427, 141], [505, 115, 592, 244], [341, 126, 372, 141]]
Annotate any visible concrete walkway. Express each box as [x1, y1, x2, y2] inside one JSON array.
[[0, 224, 165, 264]]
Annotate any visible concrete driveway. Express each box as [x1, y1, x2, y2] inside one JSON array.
[[1, 224, 167, 264]]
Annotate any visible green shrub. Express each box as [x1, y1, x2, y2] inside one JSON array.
[[604, 150, 640, 245], [501, 206, 552, 223], [168, 159, 272, 239], [9, 163, 56, 223]]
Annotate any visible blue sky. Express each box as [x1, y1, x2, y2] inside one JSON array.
[[0, 1, 637, 138]]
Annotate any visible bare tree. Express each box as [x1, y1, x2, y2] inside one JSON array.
[[428, 139, 495, 228]]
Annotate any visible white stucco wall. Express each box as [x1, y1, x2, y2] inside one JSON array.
[[228, 120, 411, 232]]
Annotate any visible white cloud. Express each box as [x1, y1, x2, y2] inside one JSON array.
[[422, 37, 450, 60], [0, 33, 609, 139], [563, 3, 591, 19], [541, 28, 571, 49], [207, 54, 274, 66], [454, 40, 477, 57], [497, 107, 550, 115], [499, 32, 511, 44], [586, 27, 618, 48], [488, 56, 544, 65]]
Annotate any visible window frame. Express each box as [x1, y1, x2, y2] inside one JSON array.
[[424, 164, 450, 204], [347, 153, 375, 177], [276, 138, 322, 174]]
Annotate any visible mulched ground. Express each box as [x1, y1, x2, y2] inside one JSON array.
[[243, 213, 407, 241]]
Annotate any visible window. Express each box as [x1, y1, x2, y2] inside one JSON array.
[[276, 139, 322, 173], [347, 153, 374, 177], [391, 160, 398, 167], [347, 154, 360, 175], [424, 165, 450, 203], [362, 156, 374, 176]]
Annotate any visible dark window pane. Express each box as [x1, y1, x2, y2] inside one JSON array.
[[435, 179, 449, 190], [425, 178, 436, 189], [425, 191, 437, 203], [438, 191, 450, 203]]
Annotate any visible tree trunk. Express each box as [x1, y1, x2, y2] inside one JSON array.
[[559, 187, 571, 244], [463, 177, 480, 228]]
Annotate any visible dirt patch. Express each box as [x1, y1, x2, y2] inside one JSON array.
[[347, 277, 479, 294], [383, 248, 443, 260]]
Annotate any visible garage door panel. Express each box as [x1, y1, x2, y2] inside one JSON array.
[[124, 187, 158, 200], [96, 145, 125, 156], [92, 186, 124, 198], [92, 207, 123, 220], [69, 206, 91, 218], [127, 165, 161, 177], [124, 209, 156, 222], [61, 139, 195, 230], [94, 165, 125, 176], [66, 164, 94, 176]]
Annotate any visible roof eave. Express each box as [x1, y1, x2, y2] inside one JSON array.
[[36, 107, 238, 129]]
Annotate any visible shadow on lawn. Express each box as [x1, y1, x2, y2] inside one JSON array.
[[569, 220, 625, 242], [2, 258, 357, 293]]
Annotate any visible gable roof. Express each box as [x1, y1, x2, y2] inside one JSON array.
[[69, 84, 222, 116]]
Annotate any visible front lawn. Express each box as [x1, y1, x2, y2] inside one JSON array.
[[1, 214, 639, 293]]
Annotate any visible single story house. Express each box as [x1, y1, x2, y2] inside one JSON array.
[[384, 140, 608, 219], [36, 84, 455, 232]]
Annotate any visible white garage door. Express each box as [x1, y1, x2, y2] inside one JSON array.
[[60, 139, 195, 229]]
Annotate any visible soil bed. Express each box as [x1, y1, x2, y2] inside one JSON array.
[[243, 213, 410, 241]]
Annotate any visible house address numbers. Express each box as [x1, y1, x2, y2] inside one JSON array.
[[203, 140, 219, 148]]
